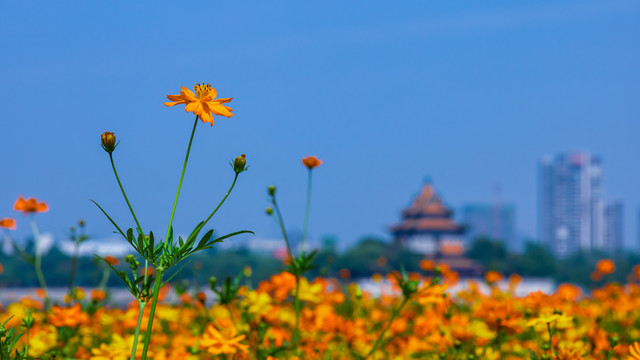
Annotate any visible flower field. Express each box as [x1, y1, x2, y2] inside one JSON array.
[[1, 265, 640, 359]]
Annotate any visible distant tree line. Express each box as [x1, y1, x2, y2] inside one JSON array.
[[1, 236, 637, 288]]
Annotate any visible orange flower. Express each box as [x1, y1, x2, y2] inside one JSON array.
[[200, 324, 248, 355], [302, 156, 323, 169], [0, 218, 16, 230], [103, 256, 119, 266], [13, 196, 48, 214], [164, 83, 233, 126], [595, 259, 615, 275], [419, 259, 435, 271], [629, 342, 640, 360], [484, 271, 503, 284], [49, 303, 90, 327], [91, 289, 106, 302]]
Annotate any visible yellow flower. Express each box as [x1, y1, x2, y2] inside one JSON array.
[[28, 325, 58, 358], [296, 278, 324, 304], [90, 334, 131, 360], [242, 290, 273, 316], [526, 313, 573, 332], [164, 83, 233, 126]]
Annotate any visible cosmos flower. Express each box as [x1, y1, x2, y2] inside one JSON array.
[[164, 83, 233, 126]]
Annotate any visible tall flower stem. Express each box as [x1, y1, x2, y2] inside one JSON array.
[[109, 153, 143, 234], [203, 173, 239, 227], [165, 116, 199, 243], [140, 268, 164, 360], [300, 170, 313, 254], [30, 218, 49, 308], [109, 151, 150, 293], [365, 297, 409, 359], [271, 198, 293, 260], [68, 241, 81, 295], [130, 300, 146, 360], [269, 197, 301, 348]]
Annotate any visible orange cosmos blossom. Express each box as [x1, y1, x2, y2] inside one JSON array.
[[0, 218, 16, 230], [164, 83, 233, 126], [302, 155, 323, 169], [595, 259, 615, 275], [629, 342, 640, 360], [14, 196, 48, 214]]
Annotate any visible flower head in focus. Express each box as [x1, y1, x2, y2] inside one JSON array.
[[302, 156, 323, 169], [14, 196, 48, 214], [165, 83, 233, 126]]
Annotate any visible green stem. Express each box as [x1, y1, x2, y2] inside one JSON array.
[[270, 197, 293, 260], [25, 328, 30, 358], [365, 297, 409, 359], [140, 268, 164, 360], [300, 170, 313, 255], [30, 218, 49, 309], [130, 300, 146, 360], [109, 153, 143, 234], [68, 242, 80, 296], [98, 268, 111, 289], [165, 116, 199, 244], [547, 322, 554, 357], [203, 173, 239, 227]]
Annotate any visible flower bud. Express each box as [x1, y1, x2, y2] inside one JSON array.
[[209, 276, 217, 289], [268, 185, 276, 196], [265, 207, 274, 215], [101, 132, 117, 153], [125, 254, 136, 264], [354, 285, 362, 300], [232, 154, 247, 173], [0, 325, 6, 337], [78, 219, 85, 227]]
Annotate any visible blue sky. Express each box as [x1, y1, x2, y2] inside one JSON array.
[[1, 1, 639, 251]]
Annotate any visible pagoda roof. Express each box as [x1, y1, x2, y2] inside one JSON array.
[[402, 183, 451, 217], [391, 182, 464, 235], [390, 218, 462, 233]]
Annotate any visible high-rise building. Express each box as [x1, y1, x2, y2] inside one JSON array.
[[539, 152, 605, 257], [462, 204, 516, 249], [603, 201, 624, 253]]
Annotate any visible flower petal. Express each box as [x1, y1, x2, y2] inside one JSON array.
[[199, 111, 214, 126], [180, 86, 197, 101], [207, 102, 233, 117]]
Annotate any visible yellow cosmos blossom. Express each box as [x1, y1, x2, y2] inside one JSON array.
[[296, 278, 324, 304], [28, 325, 58, 358], [242, 290, 273, 316], [164, 83, 233, 126], [526, 313, 574, 332]]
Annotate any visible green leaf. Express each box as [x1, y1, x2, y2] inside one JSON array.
[[91, 200, 126, 239], [95, 255, 138, 296], [196, 229, 215, 250], [205, 230, 254, 248]]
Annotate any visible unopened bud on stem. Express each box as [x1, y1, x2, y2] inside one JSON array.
[[101, 132, 117, 153]]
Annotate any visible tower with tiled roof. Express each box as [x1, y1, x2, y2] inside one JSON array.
[[390, 181, 466, 255]]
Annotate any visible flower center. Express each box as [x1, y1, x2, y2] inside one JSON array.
[[194, 82, 213, 99]]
